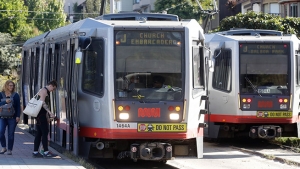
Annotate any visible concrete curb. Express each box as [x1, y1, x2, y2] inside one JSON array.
[[231, 146, 300, 167]]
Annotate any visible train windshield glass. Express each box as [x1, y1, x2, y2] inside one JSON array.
[[114, 30, 183, 101], [239, 43, 290, 95]]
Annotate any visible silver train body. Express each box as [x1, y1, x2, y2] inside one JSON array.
[[204, 29, 300, 139], [21, 13, 208, 161]]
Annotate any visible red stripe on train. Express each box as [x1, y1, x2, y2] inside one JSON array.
[[79, 127, 203, 139], [205, 114, 299, 123]]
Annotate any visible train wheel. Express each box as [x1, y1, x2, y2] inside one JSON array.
[[160, 160, 167, 164]]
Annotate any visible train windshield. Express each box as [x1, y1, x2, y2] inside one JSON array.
[[239, 43, 290, 95], [114, 30, 183, 101]]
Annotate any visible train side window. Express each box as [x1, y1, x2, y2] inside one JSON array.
[[297, 52, 300, 85], [82, 38, 104, 96], [212, 49, 232, 92], [192, 46, 205, 88]]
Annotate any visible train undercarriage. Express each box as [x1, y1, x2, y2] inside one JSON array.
[[80, 138, 197, 162], [211, 123, 297, 139]]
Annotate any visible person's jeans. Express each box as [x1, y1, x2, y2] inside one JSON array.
[[0, 118, 17, 150]]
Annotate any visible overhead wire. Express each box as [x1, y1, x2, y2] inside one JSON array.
[[0, 10, 100, 15]]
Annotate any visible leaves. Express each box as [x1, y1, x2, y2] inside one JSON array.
[[26, 0, 67, 32], [83, 0, 109, 18], [154, 0, 214, 22], [0, 0, 28, 36], [0, 33, 21, 73], [219, 11, 300, 37]]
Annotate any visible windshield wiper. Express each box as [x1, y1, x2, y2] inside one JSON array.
[[245, 77, 262, 97]]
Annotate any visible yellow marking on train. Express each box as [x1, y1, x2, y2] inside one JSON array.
[[75, 58, 81, 64], [137, 123, 187, 132], [256, 111, 292, 118]]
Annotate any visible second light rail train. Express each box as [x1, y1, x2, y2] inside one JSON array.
[[204, 29, 300, 139]]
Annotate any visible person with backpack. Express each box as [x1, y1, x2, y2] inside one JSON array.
[[0, 80, 20, 155]]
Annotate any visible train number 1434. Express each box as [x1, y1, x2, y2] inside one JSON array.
[[116, 123, 130, 128]]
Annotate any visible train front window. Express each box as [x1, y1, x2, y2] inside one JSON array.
[[239, 43, 289, 95], [114, 30, 183, 101]]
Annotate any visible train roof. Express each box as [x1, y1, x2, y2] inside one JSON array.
[[23, 17, 200, 47], [214, 29, 283, 36], [205, 29, 299, 43], [22, 31, 50, 46], [95, 12, 179, 21]]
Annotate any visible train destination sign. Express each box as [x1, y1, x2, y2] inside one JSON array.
[[240, 44, 289, 55], [116, 31, 181, 46]]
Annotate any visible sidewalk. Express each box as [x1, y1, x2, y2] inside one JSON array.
[[0, 124, 85, 169]]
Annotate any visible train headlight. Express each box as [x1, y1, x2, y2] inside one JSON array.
[[280, 104, 287, 109], [170, 113, 179, 120], [118, 106, 124, 111], [119, 113, 129, 120], [243, 104, 250, 109]]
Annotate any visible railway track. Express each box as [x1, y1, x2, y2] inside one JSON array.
[[87, 158, 179, 169]]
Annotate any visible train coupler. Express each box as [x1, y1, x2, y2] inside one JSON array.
[[130, 142, 172, 161], [249, 125, 282, 139]]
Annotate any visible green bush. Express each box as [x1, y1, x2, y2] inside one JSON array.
[[218, 11, 300, 37]]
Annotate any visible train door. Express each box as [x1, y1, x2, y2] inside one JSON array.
[[21, 49, 31, 125], [64, 39, 77, 152], [28, 47, 39, 133], [48, 43, 59, 145], [55, 42, 69, 149], [192, 43, 207, 158], [69, 38, 80, 155], [206, 48, 233, 138], [64, 39, 72, 151]]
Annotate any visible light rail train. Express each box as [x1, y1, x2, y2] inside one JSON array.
[[204, 29, 300, 139], [21, 13, 208, 161]]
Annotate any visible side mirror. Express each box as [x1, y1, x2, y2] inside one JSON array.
[[78, 37, 91, 50], [75, 50, 83, 64]]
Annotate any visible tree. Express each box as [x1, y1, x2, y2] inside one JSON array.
[[0, 33, 21, 74], [83, 0, 101, 18], [25, 0, 67, 32], [0, 0, 29, 36], [72, 2, 83, 22], [154, 0, 214, 21], [218, 11, 300, 37], [82, 0, 110, 19]]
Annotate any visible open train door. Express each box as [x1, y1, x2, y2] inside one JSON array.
[[71, 38, 80, 156]]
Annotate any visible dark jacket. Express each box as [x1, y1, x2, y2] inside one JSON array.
[[0, 92, 21, 118]]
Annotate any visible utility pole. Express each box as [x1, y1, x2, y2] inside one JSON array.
[[110, 0, 114, 14], [195, 0, 219, 33], [100, 0, 115, 15], [100, 0, 105, 15]]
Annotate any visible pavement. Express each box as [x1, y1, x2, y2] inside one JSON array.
[[168, 142, 300, 169], [232, 144, 300, 167], [2, 124, 300, 169], [0, 124, 85, 169]]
